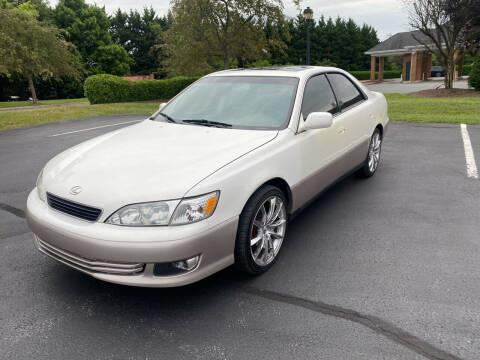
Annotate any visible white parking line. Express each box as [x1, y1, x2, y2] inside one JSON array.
[[47, 120, 142, 137], [460, 124, 479, 179]]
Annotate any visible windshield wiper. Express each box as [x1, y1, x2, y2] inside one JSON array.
[[149, 111, 176, 123], [182, 119, 232, 128]]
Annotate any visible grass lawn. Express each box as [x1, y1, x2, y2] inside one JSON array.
[[0, 97, 88, 109], [385, 94, 480, 125], [0, 101, 159, 131]]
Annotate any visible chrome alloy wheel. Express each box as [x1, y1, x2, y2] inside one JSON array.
[[368, 132, 382, 173], [250, 196, 287, 266]]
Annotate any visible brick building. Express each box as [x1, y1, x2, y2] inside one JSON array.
[[365, 30, 463, 82]]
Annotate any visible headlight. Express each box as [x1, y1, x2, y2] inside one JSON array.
[[106, 200, 180, 226], [105, 191, 219, 226], [36, 169, 46, 202], [170, 191, 219, 225]]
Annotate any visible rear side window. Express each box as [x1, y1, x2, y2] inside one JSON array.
[[301, 74, 338, 119], [327, 73, 364, 111]]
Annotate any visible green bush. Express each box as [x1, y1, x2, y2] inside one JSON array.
[[349, 70, 402, 81], [84, 74, 200, 104], [462, 64, 472, 76], [468, 60, 480, 90]]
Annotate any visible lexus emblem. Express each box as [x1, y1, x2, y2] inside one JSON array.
[[70, 186, 82, 195]]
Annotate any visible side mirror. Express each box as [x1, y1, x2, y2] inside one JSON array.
[[159, 102, 167, 110], [304, 112, 333, 130]]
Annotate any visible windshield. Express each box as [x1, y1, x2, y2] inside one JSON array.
[[153, 76, 299, 130]]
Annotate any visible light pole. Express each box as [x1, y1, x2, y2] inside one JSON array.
[[303, 7, 313, 65]]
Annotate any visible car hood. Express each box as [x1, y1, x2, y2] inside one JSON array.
[[43, 120, 277, 214]]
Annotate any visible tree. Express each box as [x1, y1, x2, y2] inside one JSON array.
[[359, 24, 380, 69], [92, 44, 132, 75], [279, 14, 378, 69], [457, 0, 480, 56], [163, 0, 287, 75], [407, 0, 474, 88], [0, 9, 81, 103], [54, 0, 131, 75], [1, 0, 53, 21], [110, 7, 169, 74], [263, 16, 291, 65], [468, 55, 480, 90]]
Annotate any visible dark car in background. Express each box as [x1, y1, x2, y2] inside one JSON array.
[[430, 66, 445, 77]]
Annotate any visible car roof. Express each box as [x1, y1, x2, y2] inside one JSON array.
[[205, 66, 341, 80]]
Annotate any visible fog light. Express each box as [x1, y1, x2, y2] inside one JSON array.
[[172, 256, 200, 271], [154, 255, 200, 276]]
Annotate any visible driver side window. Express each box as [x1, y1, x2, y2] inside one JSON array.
[[301, 74, 338, 120]]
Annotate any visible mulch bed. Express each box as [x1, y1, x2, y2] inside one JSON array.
[[407, 88, 480, 98]]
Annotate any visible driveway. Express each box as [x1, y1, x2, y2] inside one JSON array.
[[1, 116, 479, 360], [366, 78, 470, 93]]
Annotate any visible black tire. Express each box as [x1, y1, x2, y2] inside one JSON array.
[[234, 185, 288, 275], [360, 128, 383, 178]]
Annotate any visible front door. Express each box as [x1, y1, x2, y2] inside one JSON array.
[[293, 74, 347, 209], [326, 73, 372, 168]]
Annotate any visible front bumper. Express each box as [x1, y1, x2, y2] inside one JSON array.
[[26, 190, 238, 287]]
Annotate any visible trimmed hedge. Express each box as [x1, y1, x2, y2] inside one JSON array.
[[349, 70, 402, 81], [84, 74, 200, 104], [468, 61, 480, 90]]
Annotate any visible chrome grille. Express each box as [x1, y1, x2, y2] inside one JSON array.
[[35, 236, 145, 275], [47, 192, 102, 222]]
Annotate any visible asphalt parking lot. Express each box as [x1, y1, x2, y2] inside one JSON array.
[[1, 115, 479, 360]]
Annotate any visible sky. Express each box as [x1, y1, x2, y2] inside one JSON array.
[[49, 0, 411, 41]]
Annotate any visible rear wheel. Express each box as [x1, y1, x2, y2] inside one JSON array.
[[360, 128, 382, 177], [234, 186, 287, 275]]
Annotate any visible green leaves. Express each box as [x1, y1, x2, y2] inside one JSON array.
[[0, 8, 82, 102], [0, 9, 81, 79], [92, 45, 132, 76], [280, 15, 379, 70], [54, 0, 131, 75], [468, 57, 480, 90], [109, 7, 169, 75], [163, 0, 287, 76]]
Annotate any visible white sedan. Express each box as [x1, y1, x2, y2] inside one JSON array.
[[26, 66, 388, 287]]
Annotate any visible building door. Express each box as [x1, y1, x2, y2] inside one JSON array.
[[405, 61, 411, 81]]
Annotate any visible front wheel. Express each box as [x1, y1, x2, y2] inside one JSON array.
[[360, 128, 382, 177], [234, 186, 288, 275]]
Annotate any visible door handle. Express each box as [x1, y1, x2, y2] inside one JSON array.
[[338, 127, 346, 134]]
